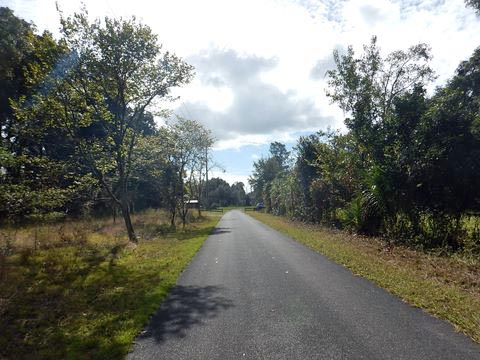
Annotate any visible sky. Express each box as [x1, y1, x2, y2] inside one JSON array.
[[3, 0, 480, 187]]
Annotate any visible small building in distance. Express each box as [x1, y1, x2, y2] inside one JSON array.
[[185, 199, 200, 209]]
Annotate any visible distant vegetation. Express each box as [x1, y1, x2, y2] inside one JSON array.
[[203, 177, 249, 208], [250, 37, 480, 253]]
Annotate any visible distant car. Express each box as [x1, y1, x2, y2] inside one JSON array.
[[255, 202, 265, 211]]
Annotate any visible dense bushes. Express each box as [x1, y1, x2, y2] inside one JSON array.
[[250, 39, 480, 252]]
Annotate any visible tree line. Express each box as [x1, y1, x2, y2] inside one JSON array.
[[203, 177, 248, 208], [250, 37, 480, 252], [0, 7, 217, 242]]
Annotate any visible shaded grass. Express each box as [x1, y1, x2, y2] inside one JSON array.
[[0, 211, 221, 359], [248, 211, 480, 343]]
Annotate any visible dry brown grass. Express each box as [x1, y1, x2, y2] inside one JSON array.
[[333, 229, 480, 297], [0, 208, 173, 254]]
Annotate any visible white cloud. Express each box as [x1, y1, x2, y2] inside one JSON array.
[[178, 48, 335, 147], [209, 170, 251, 188], [214, 130, 305, 151]]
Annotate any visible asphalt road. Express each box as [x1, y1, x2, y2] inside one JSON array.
[[128, 210, 480, 360]]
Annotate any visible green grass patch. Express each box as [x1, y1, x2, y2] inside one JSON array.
[[248, 211, 480, 343], [0, 212, 221, 359]]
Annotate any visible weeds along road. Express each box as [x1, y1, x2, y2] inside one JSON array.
[[128, 210, 480, 360]]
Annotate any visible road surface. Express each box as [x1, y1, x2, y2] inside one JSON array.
[[128, 210, 480, 359]]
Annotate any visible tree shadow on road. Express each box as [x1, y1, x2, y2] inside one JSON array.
[[210, 227, 231, 235], [139, 285, 233, 343]]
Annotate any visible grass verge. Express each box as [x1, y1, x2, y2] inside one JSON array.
[[0, 211, 221, 359], [248, 211, 480, 343]]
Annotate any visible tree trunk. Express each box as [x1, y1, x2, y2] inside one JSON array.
[[182, 207, 188, 229], [170, 206, 176, 229], [120, 198, 137, 243], [205, 149, 209, 209], [180, 199, 188, 229]]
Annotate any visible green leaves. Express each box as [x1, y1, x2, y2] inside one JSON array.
[[326, 36, 435, 162], [0, 174, 72, 222], [1, 7, 195, 240]]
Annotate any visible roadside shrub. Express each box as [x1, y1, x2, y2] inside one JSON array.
[[463, 215, 480, 253], [338, 197, 362, 232], [418, 213, 466, 250], [338, 193, 383, 235]]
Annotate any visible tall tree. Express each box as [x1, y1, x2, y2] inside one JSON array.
[[169, 117, 214, 227], [14, 10, 194, 242], [412, 49, 480, 220], [294, 135, 320, 221], [249, 142, 288, 207], [269, 141, 290, 170], [326, 36, 435, 162], [0, 7, 96, 223], [0, 7, 32, 144]]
